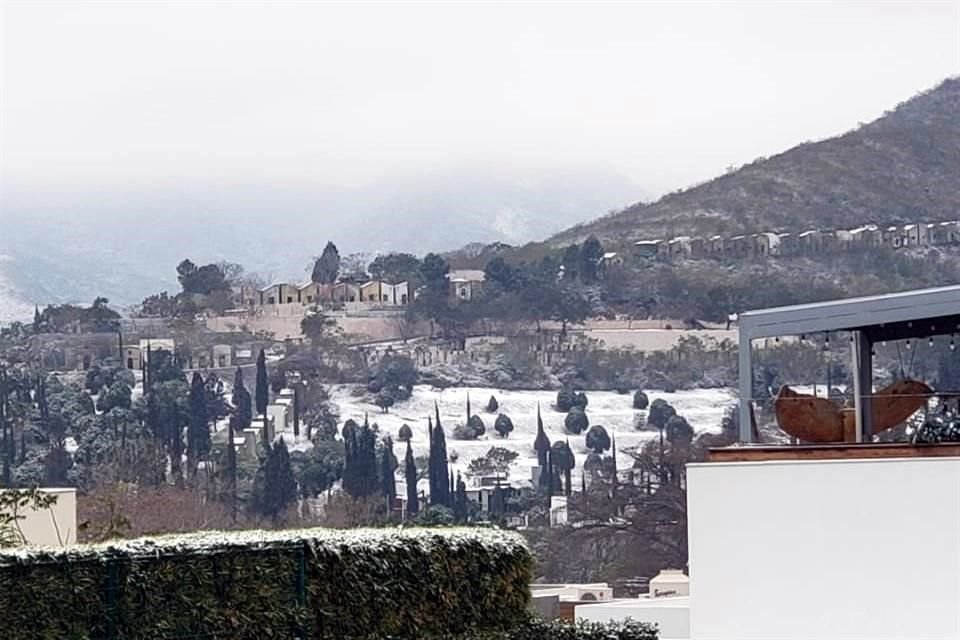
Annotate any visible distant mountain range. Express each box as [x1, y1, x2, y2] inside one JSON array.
[[0, 168, 641, 322], [546, 77, 960, 248]]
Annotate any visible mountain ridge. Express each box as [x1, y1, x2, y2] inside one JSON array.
[[545, 77, 960, 248]]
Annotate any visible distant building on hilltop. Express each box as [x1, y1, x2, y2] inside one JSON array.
[[447, 270, 485, 301]]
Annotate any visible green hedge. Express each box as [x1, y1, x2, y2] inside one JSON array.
[[461, 618, 659, 639], [0, 527, 533, 640]]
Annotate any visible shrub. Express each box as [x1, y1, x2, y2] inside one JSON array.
[[574, 391, 588, 410], [556, 388, 576, 412], [454, 416, 486, 441], [564, 407, 589, 435], [0, 528, 532, 640], [647, 399, 676, 430], [585, 424, 610, 453], [494, 414, 514, 438], [633, 390, 649, 410], [487, 395, 499, 412], [398, 423, 413, 441], [468, 414, 486, 437], [464, 617, 659, 639]]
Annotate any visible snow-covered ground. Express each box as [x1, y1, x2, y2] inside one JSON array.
[[323, 385, 736, 486]]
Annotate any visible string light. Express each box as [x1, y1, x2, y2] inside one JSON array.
[[929, 337, 935, 348], [951, 335, 956, 352]]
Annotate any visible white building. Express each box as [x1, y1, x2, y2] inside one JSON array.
[[447, 270, 485, 301], [576, 570, 690, 639]]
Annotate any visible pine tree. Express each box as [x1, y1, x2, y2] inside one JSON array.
[[534, 403, 550, 467], [187, 372, 208, 479], [255, 349, 269, 416], [404, 439, 419, 517], [312, 242, 341, 284]]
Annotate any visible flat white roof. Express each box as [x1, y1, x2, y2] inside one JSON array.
[[739, 284, 960, 340]]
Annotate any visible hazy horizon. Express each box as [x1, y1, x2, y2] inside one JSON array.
[[1, 1, 958, 320], [3, 1, 958, 204]]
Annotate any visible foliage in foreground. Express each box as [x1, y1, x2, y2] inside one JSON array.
[[460, 617, 658, 640], [0, 527, 532, 640]]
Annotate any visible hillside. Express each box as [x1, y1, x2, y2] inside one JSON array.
[[548, 78, 960, 247]]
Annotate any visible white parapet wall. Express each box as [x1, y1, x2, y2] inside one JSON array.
[[577, 597, 690, 639], [687, 457, 960, 640]]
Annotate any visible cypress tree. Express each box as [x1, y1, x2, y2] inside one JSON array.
[[404, 439, 419, 517], [187, 372, 208, 479], [534, 403, 550, 467], [454, 472, 468, 523], [33, 305, 41, 331], [292, 384, 300, 438], [226, 414, 239, 522], [144, 343, 152, 393], [427, 415, 436, 503], [344, 416, 379, 499], [431, 402, 450, 507], [0, 368, 9, 486], [381, 436, 397, 504], [359, 416, 379, 498], [342, 419, 359, 497], [255, 349, 269, 416], [232, 370, 253, 431], [610, 434, 618, 502], [466, 393, 471, 425], [254, 438, 297, 520]]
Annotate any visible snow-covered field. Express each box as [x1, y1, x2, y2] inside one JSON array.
[[323, 385, 736, 485]]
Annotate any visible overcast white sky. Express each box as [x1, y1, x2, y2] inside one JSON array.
[[2, 0, 959, 199]]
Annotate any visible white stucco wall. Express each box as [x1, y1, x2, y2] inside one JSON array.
[[7, 488, 76, 547], [576, 597, 690, 639], [687, 457, 960, 640]]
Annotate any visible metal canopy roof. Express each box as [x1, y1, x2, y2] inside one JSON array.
[[739, 284, 960, 341]]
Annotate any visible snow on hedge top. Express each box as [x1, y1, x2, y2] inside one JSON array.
[[0, 526, 529, 566]]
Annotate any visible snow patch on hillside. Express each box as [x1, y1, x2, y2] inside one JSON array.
[[325, 385, 735, 485]]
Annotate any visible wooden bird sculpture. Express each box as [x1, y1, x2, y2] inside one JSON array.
[[774, 379, 932, 443]]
